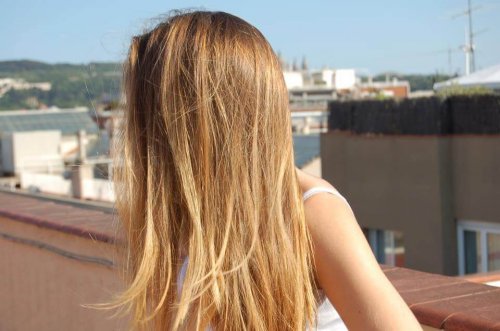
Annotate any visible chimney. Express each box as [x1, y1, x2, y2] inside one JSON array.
[[71, 130, 92, 199], [77, 129, 87, 162]]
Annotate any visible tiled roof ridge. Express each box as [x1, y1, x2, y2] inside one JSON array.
[[0, 191, 117, 243], [382, 265, 500, 330]]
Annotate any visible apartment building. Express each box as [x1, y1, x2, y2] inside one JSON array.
[[321, 96, 500, 276]]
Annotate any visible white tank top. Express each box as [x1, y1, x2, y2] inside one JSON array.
[[177, 186, 349, 330]]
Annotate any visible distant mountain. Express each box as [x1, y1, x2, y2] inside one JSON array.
[[0, 60, 122, 110], [0, 60, 52, 72]]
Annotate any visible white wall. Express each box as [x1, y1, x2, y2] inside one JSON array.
[[1, 131, 64, 175], [283, 71, 304, 89], [333, 69, 356, 90], [311, 70, 334, 87], [20, 172, 72, 196], [82, 178, 115, 202], [20, 172, 115, 202]]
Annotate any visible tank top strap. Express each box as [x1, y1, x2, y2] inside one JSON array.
[[302, 186, 348, 204]]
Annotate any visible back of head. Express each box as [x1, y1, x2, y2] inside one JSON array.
[[113, 10, 317, 330]]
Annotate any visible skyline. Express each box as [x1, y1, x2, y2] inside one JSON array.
[[1, 0, 500, 75]]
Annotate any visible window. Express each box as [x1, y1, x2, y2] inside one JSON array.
[[363, 228, 405, 267], [457, 220, 500, 275]]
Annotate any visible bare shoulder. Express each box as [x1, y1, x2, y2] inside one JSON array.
[[297, 171, 422, 329], [296, 168, 348, 216], [296, 167, 337, 193]]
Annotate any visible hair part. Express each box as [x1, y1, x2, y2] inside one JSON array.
[[111, 9, 318, 330]]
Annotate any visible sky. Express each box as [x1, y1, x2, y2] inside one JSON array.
[[1, 0, 499, 75]]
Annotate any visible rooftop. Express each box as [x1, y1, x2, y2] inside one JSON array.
[[1, 189, 500, 330], [434, 64, 500, 91], [0, 189, 115, 243], [0, 107, 99, 136]]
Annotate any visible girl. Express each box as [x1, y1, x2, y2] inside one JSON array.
[[112, 10, 422, 331]]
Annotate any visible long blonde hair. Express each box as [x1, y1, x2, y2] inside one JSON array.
[[113, 10, 318, 330]]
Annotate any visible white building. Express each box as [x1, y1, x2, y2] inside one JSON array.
[[286, 68, 357, 110], [332, 69, 356, 90], [1, 131, 64, 175], [0, 108, 115, 202], [0, 107, 103, 163], [311, 69, 335, 87], [283, 71, 304, 89], [309, 69, 356, 90], [0, 78, 51, 97]]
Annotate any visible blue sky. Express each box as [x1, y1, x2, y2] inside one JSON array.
[[1, 0, 499, 74]]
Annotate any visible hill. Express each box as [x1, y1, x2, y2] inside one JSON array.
[[0, 60, 122, 110]]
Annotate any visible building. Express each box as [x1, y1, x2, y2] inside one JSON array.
[[0, 107, 100, 174], [286, 67, 411, 111], [289, 85, 337, 110], [285, 68, 356, 110], [0, 78, 51, 98], [283, 71, 304, 89], [358, 78, 411, 99], [1, 131, 64, 175], [0, 108, 114, 201], [322, 96, 500, 276], [310, 69, 357, 91]]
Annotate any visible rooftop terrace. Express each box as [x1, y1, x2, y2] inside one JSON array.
[[0, 189, 499, 330]]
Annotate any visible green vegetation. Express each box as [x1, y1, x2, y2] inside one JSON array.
[[436, 85, 495, 98], [0, 60, 122, 110]]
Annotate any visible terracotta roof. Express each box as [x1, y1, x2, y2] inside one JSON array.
[[0, 191, 117, 243], [460, 270, 500, 285], [1, 190, 500, 329], [382, 265, 500, 330]]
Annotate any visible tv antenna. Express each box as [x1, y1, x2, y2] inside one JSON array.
[[452, 0, 482, 75]]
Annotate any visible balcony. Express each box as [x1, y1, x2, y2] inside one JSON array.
[[0, 189, 499, 330]]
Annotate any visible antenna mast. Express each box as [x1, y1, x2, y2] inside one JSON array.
[[453, 0, 480, 75], [458, 0, 477, 75], [467, 0, 475, 73]]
